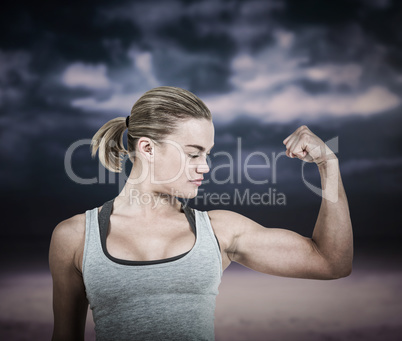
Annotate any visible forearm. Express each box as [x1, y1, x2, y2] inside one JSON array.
[[311, 157, 353, 277]]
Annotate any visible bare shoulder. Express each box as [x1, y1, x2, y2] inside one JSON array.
[[207, 209, 238, 233], [51, 213, 86, 247], [49, 213, 87, 272], [207, 209, 261, 235], [207, 209, 259, 248]]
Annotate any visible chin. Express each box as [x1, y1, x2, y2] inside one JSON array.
[[176, 190, 198, 199], [183, 191, 198, 199], [169, 184, 199, 199]]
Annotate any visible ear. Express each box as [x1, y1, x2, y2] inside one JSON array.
[[137, 137, 154, 161]]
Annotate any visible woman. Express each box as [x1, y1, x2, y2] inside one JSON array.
[[49, 86, 353, 341]]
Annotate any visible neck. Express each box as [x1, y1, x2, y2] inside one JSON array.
[[114, 168, 182, 217]]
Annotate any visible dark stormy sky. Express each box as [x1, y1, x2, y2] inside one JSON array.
[[1, 0, 401, 238]]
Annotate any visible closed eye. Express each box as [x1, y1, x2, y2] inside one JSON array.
[[189, 153, 210, 159]]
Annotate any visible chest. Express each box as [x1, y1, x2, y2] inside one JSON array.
[[106, 215, 196, 262], [83, 209, 223, 309]]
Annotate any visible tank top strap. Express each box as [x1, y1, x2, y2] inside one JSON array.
[[99, 199, 196, 236], [181, 202, 196, 236], [82, 205, 102, 276], [98, 199, 114, 244]]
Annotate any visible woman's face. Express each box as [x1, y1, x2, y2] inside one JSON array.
[[152, 118, 214, 198]]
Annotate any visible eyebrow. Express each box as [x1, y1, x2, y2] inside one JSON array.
[[185, 144, 214, 152]]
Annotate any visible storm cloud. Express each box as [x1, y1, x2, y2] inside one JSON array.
[[1, 0, 401, 238]]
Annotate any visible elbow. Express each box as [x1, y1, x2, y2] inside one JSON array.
[[333, 267, 352, 279], [328, 262, 353, 279], [321, 247, 354, 280]]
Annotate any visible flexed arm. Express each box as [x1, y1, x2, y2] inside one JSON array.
[[209, 125, 353, 279], [282, 125, 353, 278]]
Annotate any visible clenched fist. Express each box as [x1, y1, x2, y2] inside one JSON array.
[[283, 125, 336, 166]]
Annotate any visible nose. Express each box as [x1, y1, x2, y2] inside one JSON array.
[[196, 160, 210, 174]]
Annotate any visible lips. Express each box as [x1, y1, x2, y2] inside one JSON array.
[[190, 178, 203, 186]]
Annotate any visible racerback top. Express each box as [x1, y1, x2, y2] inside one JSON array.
[[82, 199, 223, 341]]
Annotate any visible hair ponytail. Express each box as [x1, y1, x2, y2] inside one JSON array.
[[91, 86, 212, 173], [91, 117, 128, 173]]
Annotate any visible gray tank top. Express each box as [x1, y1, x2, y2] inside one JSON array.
[[82, 200, 223, 341]]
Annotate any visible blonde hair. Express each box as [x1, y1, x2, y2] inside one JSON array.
[[91, 86, 212, 172]]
